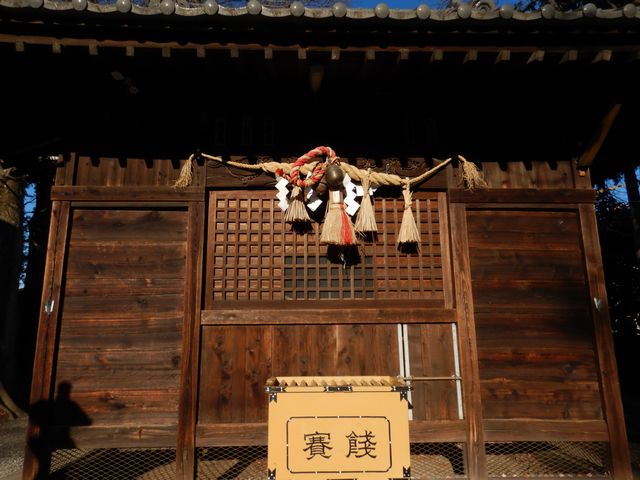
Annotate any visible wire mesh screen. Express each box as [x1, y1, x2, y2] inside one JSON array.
[[197, 446, 267, 479], [410, 442, 467, 478], [485, 441, 610, 478], [49, 448, 176, 479], [206, 190, 445, 303]]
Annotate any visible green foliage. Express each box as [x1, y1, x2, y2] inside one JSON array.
[[514, 0, 632, 12], [595, 189, 640, 439]]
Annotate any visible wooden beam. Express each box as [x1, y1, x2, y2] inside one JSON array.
[[196, 420, 468, 447], [560, 49, 578, 63], [51, 185, 204, 202], [202, 304, 455, 325], [579, 204, 633, 479], [430, 49, 443, 63], [577, 103, 622, 169], [448, 188, 596, 204], [526, 49, 545, 63], [176, 202, 206, 480], [484, 419, 609, 442], [449, 204, 487, 478], [23, 200, 71, 479], [592, 49, 612, 63], [495, 49, 510, 63], [463, 49, 478, 63]]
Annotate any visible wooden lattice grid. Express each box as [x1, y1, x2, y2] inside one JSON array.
[[206, 190, 447, 304]]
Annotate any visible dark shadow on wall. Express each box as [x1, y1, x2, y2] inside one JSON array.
[[28, 382, 92, 479]]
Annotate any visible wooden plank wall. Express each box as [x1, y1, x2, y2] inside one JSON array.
[[53, 207, 188, 426], [467, 209, 603, 420], [25, 155, 633, 479]]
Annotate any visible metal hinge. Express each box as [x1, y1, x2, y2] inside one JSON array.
[[265, 385, 285, 403], [268, 468, 276, 480], [44, 299, 55, 315], [324, 385, 352, 393], [403, 466, 411, 478]]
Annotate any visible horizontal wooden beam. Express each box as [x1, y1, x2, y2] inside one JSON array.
[[197, 423, 267, 447], [0, 34, 638, 63], [410, 420, 466, 442], [448, 188, 596, 204], [49, 425, 178, 449], [51, 185, 204, 202], [202, 303, 455, 325], [484, 419, 609, 442], [196, 421, 466, 447]]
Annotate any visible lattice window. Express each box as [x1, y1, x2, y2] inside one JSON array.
[[206, 190, 447, 304]]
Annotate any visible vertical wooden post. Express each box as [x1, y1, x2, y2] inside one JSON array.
[[23, 200, 70, 480], [579, 204, 633, 480], [176, 199, 206, 479], [449, 203, 487, 480]]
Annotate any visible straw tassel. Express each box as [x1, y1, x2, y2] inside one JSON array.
[[284, 185, 311, 225], [355, 169, 378, 236], [321, 189, 357, 246], [458, 155, 486, 191], [397, 179, 420, 251], [173, 155, 194, 188]]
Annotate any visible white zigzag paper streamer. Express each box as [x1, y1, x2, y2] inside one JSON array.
[[342, 174, 360, 217], [275, 177, 289, 212]]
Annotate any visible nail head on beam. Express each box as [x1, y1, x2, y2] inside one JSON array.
[[15, 41, 25, 52]]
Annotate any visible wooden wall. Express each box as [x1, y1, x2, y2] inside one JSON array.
[[23, 155, 632, 479]]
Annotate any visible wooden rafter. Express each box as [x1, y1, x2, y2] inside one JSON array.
[[577, 103, 622, 170]]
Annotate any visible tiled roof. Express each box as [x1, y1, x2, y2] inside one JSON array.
[[1, 0, 638, 21]]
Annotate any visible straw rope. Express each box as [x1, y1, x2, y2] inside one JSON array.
[[178, 150, 478, 189]]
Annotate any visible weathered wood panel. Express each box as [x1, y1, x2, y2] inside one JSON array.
[[68, 156, 204, 187], [467, 208, 603, 421], [407, 323, 459, 421], [52, 207, 189, 427]]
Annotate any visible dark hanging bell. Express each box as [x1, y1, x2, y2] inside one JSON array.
[[325, 164, 344, 188]]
